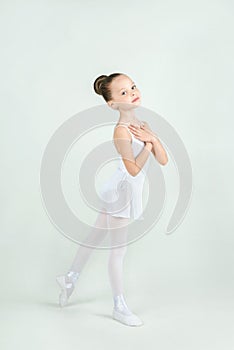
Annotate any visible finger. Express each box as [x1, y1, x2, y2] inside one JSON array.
[[129, 126, 139, 132]]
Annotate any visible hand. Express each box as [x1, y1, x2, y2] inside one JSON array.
[[128, 123, 155, 143], [144, 141, 153, 151]]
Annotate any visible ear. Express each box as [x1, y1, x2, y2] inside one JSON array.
[[109, 102, 119, 110], [107, 101, 114, 108]]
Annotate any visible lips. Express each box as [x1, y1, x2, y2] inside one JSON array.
[[132, 97, 139, 103]]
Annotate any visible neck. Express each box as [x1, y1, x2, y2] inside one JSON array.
[[118, 109, 139, 124]]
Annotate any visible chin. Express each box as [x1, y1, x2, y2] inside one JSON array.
[[133, 100, 141, 106]]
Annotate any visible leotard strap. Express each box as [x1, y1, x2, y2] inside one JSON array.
[[114, 123, 133, 141]]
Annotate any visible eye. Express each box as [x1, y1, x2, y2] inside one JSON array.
[[121, 85, 137, 95]]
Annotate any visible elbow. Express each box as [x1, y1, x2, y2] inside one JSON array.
[[132, 164, 143, 176], [125, 162, 141, 177], [160, 155, 168, 166], [127, 167, 139, 177], [125, 164, 139, 177], [161, 161, 168, 166], [129, 169, 138, 177]]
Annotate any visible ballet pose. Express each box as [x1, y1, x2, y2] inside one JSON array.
[[56, 73, 168, 326]]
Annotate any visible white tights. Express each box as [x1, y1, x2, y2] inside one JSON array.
[[68, 209, 133, 315]]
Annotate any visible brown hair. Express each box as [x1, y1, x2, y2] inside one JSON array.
[[93, 73, 124, 102]]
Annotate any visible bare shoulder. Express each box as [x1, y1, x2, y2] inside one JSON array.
[[113, 125, 132, 143]]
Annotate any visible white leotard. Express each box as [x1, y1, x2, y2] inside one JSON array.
[[99, 122, 151, 220]]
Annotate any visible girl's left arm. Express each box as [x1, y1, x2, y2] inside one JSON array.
[[142, 121, 168, 166]]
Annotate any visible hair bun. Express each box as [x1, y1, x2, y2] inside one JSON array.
[[93, 75, 108, 95]]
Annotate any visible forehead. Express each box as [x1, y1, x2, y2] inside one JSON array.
[[110, 75, 133, 90]]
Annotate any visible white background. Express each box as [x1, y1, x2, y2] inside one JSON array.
[[1, 0, 234, 349]]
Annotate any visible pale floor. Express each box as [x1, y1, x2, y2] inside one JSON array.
[[1, 284, 233, 350]]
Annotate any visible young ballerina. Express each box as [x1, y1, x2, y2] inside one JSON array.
[[56, 73, 168, 326]]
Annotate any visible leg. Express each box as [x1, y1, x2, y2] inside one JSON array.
[[108, 216, 129, 298], [108, 215, 143, 326], [56, 208, 109, 306], [69, 208, 109, 273]]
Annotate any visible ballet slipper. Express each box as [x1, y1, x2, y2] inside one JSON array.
[[112, 308, 144, 326]]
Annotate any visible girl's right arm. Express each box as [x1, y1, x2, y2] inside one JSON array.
[[113, 127, 152, 177]]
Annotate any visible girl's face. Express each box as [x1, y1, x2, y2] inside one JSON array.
[[107, 75, 141, 110]]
